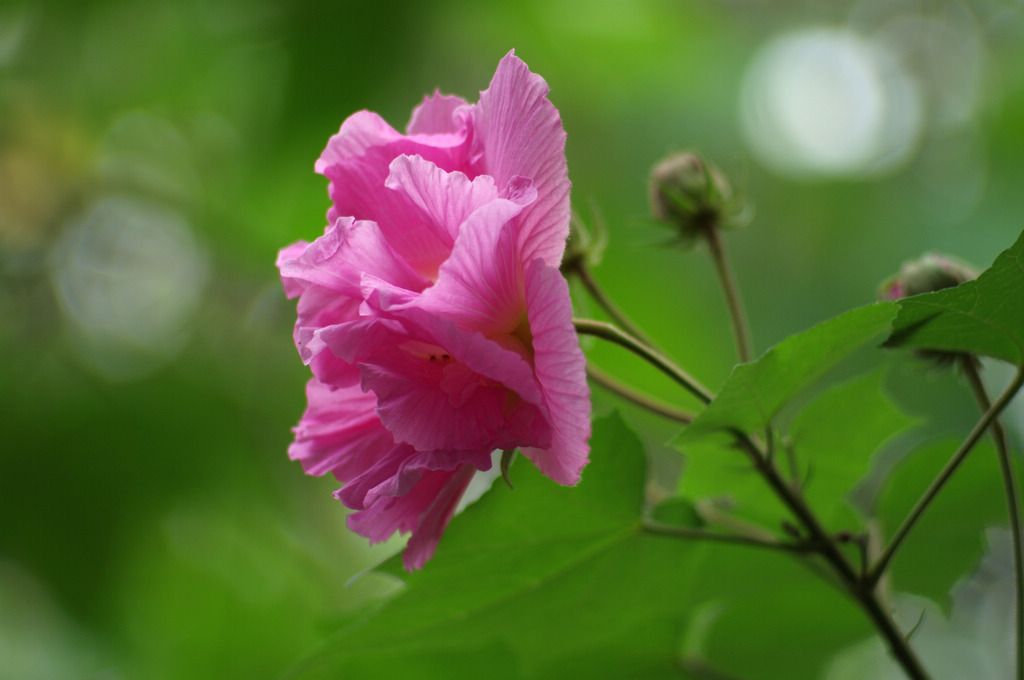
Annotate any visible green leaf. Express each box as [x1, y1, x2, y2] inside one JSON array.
[[875, 438, 1006, 610], [650, 497, 705, 528], [676, 433, 792, 530], [696, 582, 870, 680], [294, 413, 882, 679], [676, 369, 915, 534], [674, 302, 897, 445], [295, 413, 706, 679], [884, 229, 1024, 365], [788, 369, 917, 526], [677, 544, 873, 680]]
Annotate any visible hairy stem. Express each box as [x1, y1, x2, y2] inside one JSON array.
[[704, 226, 753, 364], [574, 318, 714, 405], [868, 367, 1024, 587], [587, 365, 694, 424], [961, 359, 1023, 680]]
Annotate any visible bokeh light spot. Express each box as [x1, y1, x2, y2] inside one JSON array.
[[50, 196, 208, 381], [739, 28, 923, 179]]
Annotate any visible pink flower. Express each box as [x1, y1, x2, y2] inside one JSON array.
[[277, 52, 591, 570]]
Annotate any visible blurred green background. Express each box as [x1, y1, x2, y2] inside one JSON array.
[[2, 0, 1022, 678]]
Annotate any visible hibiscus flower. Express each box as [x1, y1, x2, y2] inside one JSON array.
[[278, 51, 590, 570]]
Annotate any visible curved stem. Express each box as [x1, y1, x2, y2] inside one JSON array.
[[960, 359, 1023, 680], [704, 226, 753, 364], [587, 365, 694, 424], [574, 318, 714, 405], [571, 261, 658, 349], [868, 367, 1024, 587]]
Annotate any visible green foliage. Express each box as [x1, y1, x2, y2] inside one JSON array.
[[696, 581, 869, 679], [885, 229, 1024, 366], [674, 302, 897, 445], [875, 438, 1007, 610], [296, 413, 704, 679], [675, 434, 791, 530], [296, 413, 887, 680], [670, 303, 906, 532], [676, 368, 915, 533], [788, 370, 917, 527]]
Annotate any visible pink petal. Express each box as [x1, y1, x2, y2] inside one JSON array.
[[293, 284, 360, 361], [276, 241, 312, 298], [362, 291, 547, 415], [317, 112, 472, 229], [278, 217, 427, 299], [363, 446, 492, 508], [315, 111, 406, 174], [380, 155, 500, 278], [403, 464, 476, 570], [519, 259, 591, 485], [315, 315, 407, 366], [416, 198, 532, 337], [345, 464, 476, 572], [288, 379, 394, 482], [406, 91, 471, 135], [278, 218, 427, 386], [303, 321, 363, 388], [385, 155, 500, 242], [335, 440, 418, 510], [360, 342, 548, 453], [472, 51, 571, 267]]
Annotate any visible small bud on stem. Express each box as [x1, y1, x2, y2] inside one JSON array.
[[879, 253, 978, 301], [649, 151, 745, 245], [649, 151, 753, 361], [879, 252, 979, 367]]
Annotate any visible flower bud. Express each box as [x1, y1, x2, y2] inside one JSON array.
[[878, 253, 978, 301], [560, 212, 605, 275], [648, 151, 743, 244], [879, 253, 979, 367]]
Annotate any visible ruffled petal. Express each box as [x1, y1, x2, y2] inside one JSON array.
[[276, 241, 312, 298], [279, 218, 427, 387], [363, 289, 547, 414], [406, 91, 471, 135], [380, 155, 500, 278], [288, 379, 394, 482], [519, 259, 591, 485], [315, 315, 407, 366], [317, 113, 472, 228], [386, 155, 499, 241], [336, 440, 417, 510], [363, 446, 492, 509], [315, 111, 406, 174], [278, 217, 427, 298], [472, 51, 570, 267], [360, 342, 548, 453], [345, 464, 476, 572], [402, 464, 476, 570], [415, 196, 532, 337]]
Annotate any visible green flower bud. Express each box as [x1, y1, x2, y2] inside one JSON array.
[[560, 211, 605, 275], [648, 151, 744, 244], [878, 253, 978, 301], [879, 252, 980, 367]]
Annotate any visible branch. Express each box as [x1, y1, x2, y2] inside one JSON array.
[[574, 318, 714, 405], [587, 365, 694, 424], [867, 367, 1024, 586]]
